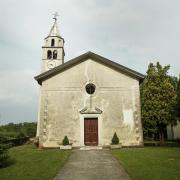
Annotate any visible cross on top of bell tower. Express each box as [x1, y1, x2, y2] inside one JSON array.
[[53, 12, 59, 22], [48, 12, 61, 37]]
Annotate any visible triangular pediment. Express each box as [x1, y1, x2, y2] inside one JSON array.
[[35, 51, 145, 85], [79, 107, 103, 114]]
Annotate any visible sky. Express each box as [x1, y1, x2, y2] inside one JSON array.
[[0, 0, 180, 124]]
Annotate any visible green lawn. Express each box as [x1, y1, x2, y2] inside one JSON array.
[[0, 144, 71, 180], [112, 147, 180, 180]]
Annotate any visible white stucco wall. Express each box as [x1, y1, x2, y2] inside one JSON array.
[[38, 58, 143, 147]]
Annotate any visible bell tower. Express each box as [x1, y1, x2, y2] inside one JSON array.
[[41, 13, 65, 72]]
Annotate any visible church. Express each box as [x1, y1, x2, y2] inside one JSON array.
[[35, 16, 144, 148]]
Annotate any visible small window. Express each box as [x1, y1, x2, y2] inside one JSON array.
[[47, 50, 52, 59], [51, 39, 55, 46], [85, 83, 96, 94], [53, 50, 58, 59]]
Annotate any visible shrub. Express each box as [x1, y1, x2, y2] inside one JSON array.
[[0, 136, 10, 168], [0, 122, 37, 141], [111, 132, 119, 145], [5, 137, 29, 146], [62, 136, 69, 146], [17, 132, 25, 138]]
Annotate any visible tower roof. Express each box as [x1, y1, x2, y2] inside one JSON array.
[[48, 20, 61, 37]]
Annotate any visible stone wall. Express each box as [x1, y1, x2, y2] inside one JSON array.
[[38, 58, 143, 147]]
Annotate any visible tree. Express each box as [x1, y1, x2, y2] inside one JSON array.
[[168, 76, 179, 139], [168, 76, 178, 90], [0, 136, 10, 167], [141, 62, 176, 145], [175, 75, 180, 119], [111, 132, 119, 144], [62, 136, 69, 146], [0, 122, 37, 139]]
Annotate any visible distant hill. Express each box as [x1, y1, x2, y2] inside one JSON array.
[[0, 122, 37, 140]]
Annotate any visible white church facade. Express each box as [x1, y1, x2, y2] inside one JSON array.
[[35, 17, 144, 148]]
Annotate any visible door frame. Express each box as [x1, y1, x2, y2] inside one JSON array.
[[84, 118, 98, 146], [80, 114, 102, 146]]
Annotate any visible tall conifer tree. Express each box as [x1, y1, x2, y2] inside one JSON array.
[[141, 62, 176, 144]]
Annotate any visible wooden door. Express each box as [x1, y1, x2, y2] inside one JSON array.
[[84, 118, 98, 146]]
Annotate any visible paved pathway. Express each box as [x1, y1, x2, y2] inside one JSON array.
[[54, 149, 131, 180]]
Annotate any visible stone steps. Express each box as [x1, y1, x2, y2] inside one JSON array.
[[80, 146, 103, 150]]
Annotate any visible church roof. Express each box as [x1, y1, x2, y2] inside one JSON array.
[[35, 51, 145, 85]]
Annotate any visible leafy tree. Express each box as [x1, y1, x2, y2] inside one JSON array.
[[167, 76, 179, 139], [168, 76, 178, 90], [141, 62, 176, 145], [175, 76, 180, 119]]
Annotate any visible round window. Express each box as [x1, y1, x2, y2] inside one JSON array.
[[85, 83, 96, 94]]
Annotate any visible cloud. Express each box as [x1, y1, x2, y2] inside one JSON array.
[[0, 0, 180, 123], [0, 69, 38, 124], [0, 69, 37, 103]]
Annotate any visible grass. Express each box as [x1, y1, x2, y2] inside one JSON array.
[[0, 144, 71, 180], [112, 147, 180, 180]]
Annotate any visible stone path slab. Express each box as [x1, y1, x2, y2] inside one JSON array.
[[54, 149, 131, 180]]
